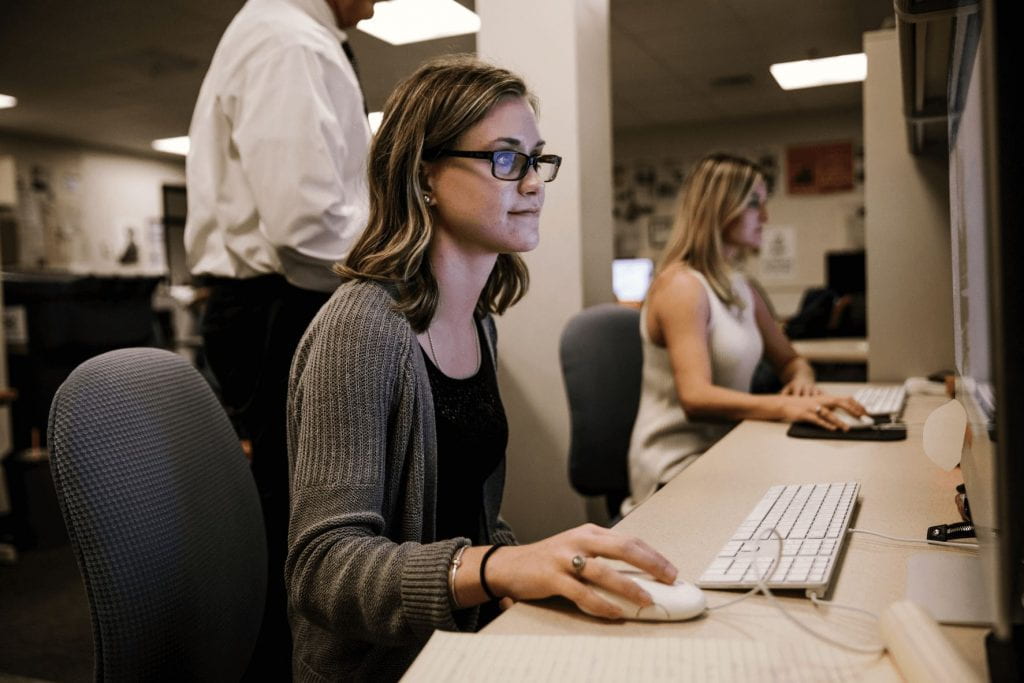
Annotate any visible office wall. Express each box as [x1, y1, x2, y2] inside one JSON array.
[[0, 136, 184, 274], [479, 0, 613, 541], [862, 30, 953, 381], [614, 109, 865, 318]]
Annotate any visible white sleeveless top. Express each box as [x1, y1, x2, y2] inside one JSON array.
[[622, 270, 763, 515]]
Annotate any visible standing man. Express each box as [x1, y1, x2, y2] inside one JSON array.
[[185, 0, 382, 678]]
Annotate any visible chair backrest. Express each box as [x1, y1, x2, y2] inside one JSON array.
[[559, 304, 643, 517], [47, 347, 266, 682]]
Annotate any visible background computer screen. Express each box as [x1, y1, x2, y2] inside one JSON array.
[[947, 0, 1022, 665], [825, 250, 866, 296], [612, 258, 654, 303]]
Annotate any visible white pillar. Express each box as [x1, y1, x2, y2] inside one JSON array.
[[478, 0, 614, 540]]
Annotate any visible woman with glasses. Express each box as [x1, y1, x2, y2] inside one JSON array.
[[285, 55, 677, 682], [622, 153, 867, 515]]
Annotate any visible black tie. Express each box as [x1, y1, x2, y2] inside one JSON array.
[[341, 40, 368, 117]]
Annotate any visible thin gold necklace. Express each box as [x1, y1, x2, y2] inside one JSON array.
[[426, 323, 479, 376]]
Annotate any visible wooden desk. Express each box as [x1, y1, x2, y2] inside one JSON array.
[[791, 338, 869, 364], [483, 388, 988, 679]]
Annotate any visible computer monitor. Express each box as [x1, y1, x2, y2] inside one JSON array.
[[612, 258, 654, 304], [947, 2, 1023, 676], [825, 250, 865, 296]]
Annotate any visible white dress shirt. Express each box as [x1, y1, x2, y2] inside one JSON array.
[[185, 0, 371, 292]]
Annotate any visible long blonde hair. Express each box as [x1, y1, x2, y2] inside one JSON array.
[[336, 55, 534, 332], [656, 153, 764, 308]]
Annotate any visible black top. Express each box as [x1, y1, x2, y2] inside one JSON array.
[[422, 319, 508, 545]]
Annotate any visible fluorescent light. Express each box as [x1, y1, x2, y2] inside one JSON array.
[[769, 53, 867, 90], [152, 136, 190, 156], [0, 94, 17, 109], [357, 0, 479, 45], [368, 111, 384, 134]]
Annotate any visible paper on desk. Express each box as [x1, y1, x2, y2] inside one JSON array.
[[401, 633, 893, 682]]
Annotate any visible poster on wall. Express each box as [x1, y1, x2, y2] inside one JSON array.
[[146, 217, 165, 270], [16, 166, 50, 268], [14, 164, 81, 269], [647, 215, 673, 250], [786, 141, 854, 194], [614, 220, 642, 257], [759, 225, 797, 280]]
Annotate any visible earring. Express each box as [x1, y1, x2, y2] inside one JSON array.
[[423, 192, 434, 206]]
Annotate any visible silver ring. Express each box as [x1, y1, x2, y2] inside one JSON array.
[[815, 405, 824, 416], [571, 554, 587, 575]]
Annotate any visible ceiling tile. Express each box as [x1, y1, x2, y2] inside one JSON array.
[[0, 0, 895, 153], [612, 0, 736, 37]]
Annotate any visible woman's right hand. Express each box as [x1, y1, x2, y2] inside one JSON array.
[[483, 524, 678, 619], [779, 395, 867, 430]]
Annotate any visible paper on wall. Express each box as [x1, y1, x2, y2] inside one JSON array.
[[759, 224, 797, 280]]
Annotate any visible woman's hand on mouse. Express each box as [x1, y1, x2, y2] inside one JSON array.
[[475, 524, 677, 619], [780, 395, 867, 430]]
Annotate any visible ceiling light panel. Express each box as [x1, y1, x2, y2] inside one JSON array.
[[357, 0, 480, 46], [0, 94, 17, 109], [769, 53, 867, 90], [151, 136, 190, 156]]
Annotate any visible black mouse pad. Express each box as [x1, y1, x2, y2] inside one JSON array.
[[786, 422, 907, 441]]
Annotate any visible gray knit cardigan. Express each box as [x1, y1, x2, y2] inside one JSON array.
[[286, 279, 518, 682]]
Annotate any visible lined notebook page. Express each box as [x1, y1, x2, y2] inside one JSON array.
[[401, 633, 896, 682]]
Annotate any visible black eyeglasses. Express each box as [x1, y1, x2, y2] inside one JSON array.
[[436, 150, 562, 182]]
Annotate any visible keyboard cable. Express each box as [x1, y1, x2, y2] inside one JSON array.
[[703, 526, 979, 654], [847, 528, 979, 549], [705, 528, 886, 655]]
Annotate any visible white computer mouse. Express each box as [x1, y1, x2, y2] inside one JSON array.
[[582, 570, 707, 621], [832, 407, 875, 429]]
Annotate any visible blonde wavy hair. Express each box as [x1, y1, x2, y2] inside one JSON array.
[[655, 153, 765, 309], [335, 54, 534, 332]]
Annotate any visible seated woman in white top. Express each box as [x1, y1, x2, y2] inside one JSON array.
[[622, 153, 866, 514]]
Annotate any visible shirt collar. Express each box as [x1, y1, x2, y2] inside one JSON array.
[[279, 0, 348, 42]]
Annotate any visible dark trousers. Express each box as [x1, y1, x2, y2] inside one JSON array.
[[201, 274, 331, 682]]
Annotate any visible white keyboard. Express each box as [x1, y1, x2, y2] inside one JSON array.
[[853, 384, 907, 416], [697, 482, 859, 593]]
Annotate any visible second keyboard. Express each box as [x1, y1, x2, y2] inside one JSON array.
[[853, 384, 907, 417]]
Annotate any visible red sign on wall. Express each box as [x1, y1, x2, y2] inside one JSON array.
[[786, 141, 854, 194]]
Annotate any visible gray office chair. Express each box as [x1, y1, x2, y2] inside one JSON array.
[[559, 304, 643, 519], [47, 347, 266, 682]]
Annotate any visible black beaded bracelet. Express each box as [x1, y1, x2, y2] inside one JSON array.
[[479, 543, 506, 601]]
